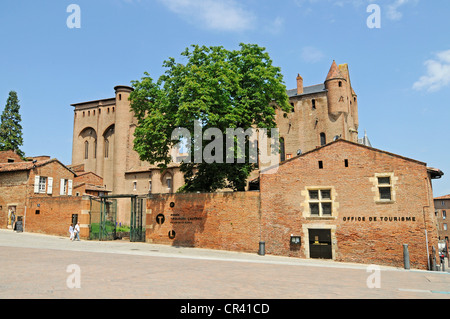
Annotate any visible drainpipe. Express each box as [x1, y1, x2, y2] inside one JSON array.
[[258, 182, 265, 256], [423, 206, 430, 270]]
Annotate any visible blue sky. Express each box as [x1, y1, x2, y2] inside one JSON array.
[[0, 0, 449, 196]]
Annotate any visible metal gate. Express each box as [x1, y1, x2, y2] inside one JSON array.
[[309, 229, 332, 259], [89, 195, 145, 242], [89, 197, 117, 241], [130, 196, 146, 242]]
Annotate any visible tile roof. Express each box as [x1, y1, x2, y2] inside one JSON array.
[[0, 159, 53, 172], [0, 158, 75, 175], [434, 194, 450, 200], [287, 83, 326, 98]]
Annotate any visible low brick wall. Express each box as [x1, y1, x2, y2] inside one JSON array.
[[146, 192, 261, 254], [25, 196, 90, 238]]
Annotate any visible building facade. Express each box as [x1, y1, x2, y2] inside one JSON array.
[[0, 156, 76, 229], [433, 195, 450, 255], [260, 139, 441, 269], [70, 61, 363, 222], [145, 140, 443, 270]]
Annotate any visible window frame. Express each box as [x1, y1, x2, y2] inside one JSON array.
[[373, 173, 396, 204], [39, 176, 47, 194], [307, 188, 333, 217]]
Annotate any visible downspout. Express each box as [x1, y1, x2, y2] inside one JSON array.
[[423, 175, 431, 270]]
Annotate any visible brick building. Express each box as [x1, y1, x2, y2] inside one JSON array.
[[0, 150, 22, 163], [0, 152, 103, 238], [70, 61, 364, 222], [146, 139, 443, 270], [260, 139, 442, 269], [433, 195, 450, 257], [0, 156, 75, 229]]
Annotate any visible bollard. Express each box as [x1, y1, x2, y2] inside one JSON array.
[[258, 241, 265, 256], [403, 244, 410, 270]]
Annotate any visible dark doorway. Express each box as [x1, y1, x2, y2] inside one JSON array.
[[308, 229, 332, 259], [71, 214, 78, 226]]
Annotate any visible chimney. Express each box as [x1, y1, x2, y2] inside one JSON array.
[[296, 74, 303, 95]]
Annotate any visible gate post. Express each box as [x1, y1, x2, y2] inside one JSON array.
[[403, 244, 410, 270]]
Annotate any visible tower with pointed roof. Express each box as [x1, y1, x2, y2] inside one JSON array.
[[275, 60, 362, 163]]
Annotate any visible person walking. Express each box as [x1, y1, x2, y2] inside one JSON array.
[[10, 211, 16, 230], [74, 222, 80, 241], [69, 224, 74, 241]]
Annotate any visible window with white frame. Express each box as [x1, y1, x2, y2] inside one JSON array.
[[34, 176, 53, 194], [39, 176, 47, 193], [59, 178, 73, 196], [308, 189, 332, 217]]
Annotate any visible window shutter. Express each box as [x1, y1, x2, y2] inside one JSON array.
[[47, 177, 53, 194], [68, 180, 73, 196], [60, 179, 65, 195], [34, 176, 40, 193]]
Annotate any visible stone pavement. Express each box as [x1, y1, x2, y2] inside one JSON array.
[[0, 229, 449, 300]]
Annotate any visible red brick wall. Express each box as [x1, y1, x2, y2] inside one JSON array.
[[29, 161, 75, 197], [0, 150, 23, 163], [26, 196, 90, 238], [260, 140, 438, 270], [146, 192, 261, 253], [0, 160, 82, 234], [0, 170, 28, 227], [75, 172, 103, 186]]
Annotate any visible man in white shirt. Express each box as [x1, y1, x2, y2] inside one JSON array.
[[74, 222, 81, 241]]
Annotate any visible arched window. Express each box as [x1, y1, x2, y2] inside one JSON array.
[[103, 125, 114, 159], [320, 133, 326, 146], [84, 141, 89, 159], [162, 173, 173, 193]]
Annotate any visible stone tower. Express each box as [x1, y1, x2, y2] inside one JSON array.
[[275, 60, 360, 161]]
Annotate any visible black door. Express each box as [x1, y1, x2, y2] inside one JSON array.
[[309, 229, 332, 259], [72, 214, 78, 226]]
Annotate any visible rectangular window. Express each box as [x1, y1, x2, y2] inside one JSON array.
[[379, 187, 392, 200], [308, 189, 333, 217], [444, 224, 448, 231], [133, 181, 137, 191], [39, 177, 47, 193], [310, 203, 319, 216], [443, 210, 446, 220], [377, 176, 392, 201], [60, 179, 73, 196], [322, 202, 332, 216], [309, 190, 319, 200]]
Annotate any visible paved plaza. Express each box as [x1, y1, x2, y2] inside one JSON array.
[[0, 229, 449, 300]]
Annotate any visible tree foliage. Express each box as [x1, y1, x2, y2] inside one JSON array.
[[0, 91, 25, 158], [130, 43, 290, 192]]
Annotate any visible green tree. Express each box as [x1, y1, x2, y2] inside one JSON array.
[[130, 43, 290, 192], [0, 91, 25, 158]]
